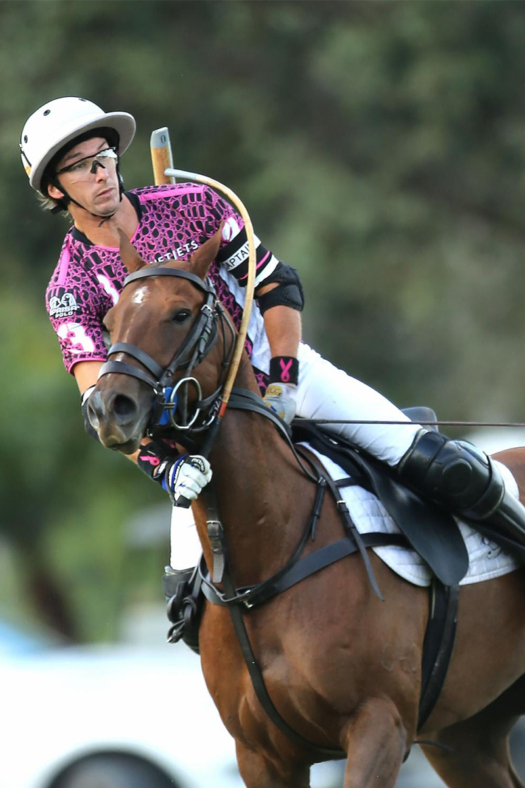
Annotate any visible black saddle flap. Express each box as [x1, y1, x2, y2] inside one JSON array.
[[291, 422, 469, 587]]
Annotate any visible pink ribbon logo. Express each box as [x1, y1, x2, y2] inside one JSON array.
[[279, 358, 293, 383], [142, 455, 160, 467]]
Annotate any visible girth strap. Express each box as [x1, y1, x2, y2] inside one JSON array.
[[417, 581, 459, 731]]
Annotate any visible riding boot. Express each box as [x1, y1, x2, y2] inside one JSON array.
[[162, 566, 203, 655], [397, 429, 525, 559]]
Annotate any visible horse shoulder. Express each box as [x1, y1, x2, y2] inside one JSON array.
[[493, 446, 525, 502]]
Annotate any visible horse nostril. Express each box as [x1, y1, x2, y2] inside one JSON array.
[[112, 394, 138, 422], [87, 390, 104, 428]]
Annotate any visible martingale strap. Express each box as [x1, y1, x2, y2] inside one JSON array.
[[200, 479, 414, 758], [417, 581, 459, 731], [200, 485, 349, 759], [200, 392, 459, 749], [201, 479, 458, 749]]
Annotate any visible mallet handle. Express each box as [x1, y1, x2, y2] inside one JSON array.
[[150, 127, 175, 185], [164, 168, 256, 418]]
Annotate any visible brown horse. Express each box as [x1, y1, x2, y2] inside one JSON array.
[[89, 231, 525, 788]]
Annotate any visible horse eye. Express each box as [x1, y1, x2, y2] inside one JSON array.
[[171, 309, 191, 324]]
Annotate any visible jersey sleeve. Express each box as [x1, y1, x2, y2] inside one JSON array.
[[46, 242, 110, 375], [204, 186, 281, 288]]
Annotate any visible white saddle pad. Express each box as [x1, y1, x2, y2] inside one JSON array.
[[304, 444, 521, 587]]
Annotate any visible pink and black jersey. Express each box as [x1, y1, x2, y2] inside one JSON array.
[[46, 183, 281, 391]]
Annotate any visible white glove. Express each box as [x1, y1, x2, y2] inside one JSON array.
[[263, 383, 297, 424], [165, 455, 213, 503]]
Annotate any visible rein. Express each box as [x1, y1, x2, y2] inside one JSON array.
[[297, 419, 525, 429]]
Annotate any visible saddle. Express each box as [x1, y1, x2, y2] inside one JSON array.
[[291, 412, 470, 588]]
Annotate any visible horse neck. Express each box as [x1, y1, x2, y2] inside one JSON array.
[[197, 360, 314, 586]]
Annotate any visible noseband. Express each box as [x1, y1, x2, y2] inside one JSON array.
[[98, 266, 235, 432]]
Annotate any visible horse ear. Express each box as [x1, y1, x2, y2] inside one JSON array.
[[189, 226, 223, 279], [118, 229, 146, 273]]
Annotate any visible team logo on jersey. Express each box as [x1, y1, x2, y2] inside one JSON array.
[[49, 291, 80, 319], [222, 217, 240, 242], [154, 240, 199, 263]]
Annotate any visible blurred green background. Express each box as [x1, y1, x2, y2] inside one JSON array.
[[2, 0, 525, 643]]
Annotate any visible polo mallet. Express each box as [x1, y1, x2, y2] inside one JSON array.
[[150, 127, 176, 185], [150, 127, 256, 506]]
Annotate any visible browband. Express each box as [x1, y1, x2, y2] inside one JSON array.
[[124, 267, 214, 294]]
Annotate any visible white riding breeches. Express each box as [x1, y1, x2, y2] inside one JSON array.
[[296, 343, 421, 466], [170, 505, 201, 570], [169, 344, 422, 570]]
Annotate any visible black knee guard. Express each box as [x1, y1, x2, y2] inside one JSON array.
[[397, 430, 504, 519], [398, 430, 525, 560]]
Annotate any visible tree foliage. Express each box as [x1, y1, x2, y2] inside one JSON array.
[[2, 0, 525, 639]]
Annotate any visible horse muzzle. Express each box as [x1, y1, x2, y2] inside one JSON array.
[[87, 383, 152, 453]]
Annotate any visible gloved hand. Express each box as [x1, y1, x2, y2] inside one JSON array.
[[137, 442, 212, 506], [263, 383, 297, 424], [163, 455, 213, 505]]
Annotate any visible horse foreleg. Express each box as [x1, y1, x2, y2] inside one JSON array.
[[235, 741, 311, 788], [340, 699, 407, 788], [420, 713, 525, 788]]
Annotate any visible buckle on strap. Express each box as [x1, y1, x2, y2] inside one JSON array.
[[207, 519, 226, 583]]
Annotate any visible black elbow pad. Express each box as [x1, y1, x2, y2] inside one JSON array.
[[256, 264, 305, 315]]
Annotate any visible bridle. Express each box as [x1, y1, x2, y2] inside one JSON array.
[[98, 266, 236, 433]]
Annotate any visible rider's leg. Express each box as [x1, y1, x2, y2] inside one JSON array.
[[169, 506, 201, 571], [162, 507, 203, 651], [296, 343, 420, 465], [163, 505, 201, 603], [296, 344, 525, 550], [397, 429, 525, 550]]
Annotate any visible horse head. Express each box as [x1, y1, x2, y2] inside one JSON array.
[[88, 228, 232, 453]]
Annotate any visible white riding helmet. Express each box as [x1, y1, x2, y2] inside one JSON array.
[[20, 97, 136, 194]]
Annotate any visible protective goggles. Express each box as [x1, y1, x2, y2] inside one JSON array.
[[56, 147, 118, 179]]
